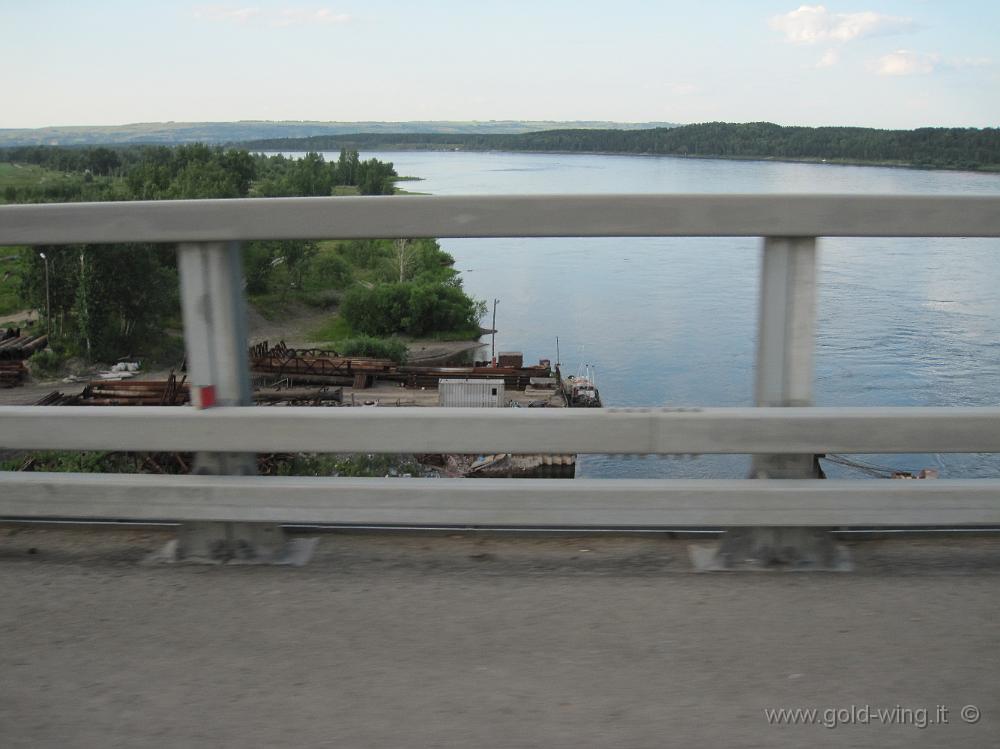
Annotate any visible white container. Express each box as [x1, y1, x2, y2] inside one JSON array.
[[438, 378, 505, 408]]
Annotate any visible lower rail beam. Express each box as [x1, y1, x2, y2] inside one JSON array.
[[2, 474, 999, 527]]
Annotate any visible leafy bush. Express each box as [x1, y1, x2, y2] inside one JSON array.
[[300, 289, 341, 309], [339, 239, 384, 269], [243, 242, 278, 294], [337, 335, 408, 363], [341, 281, 484, 338], [372, 238, 459, 285], [27, 348, 65, 378], [306, 253, 352, 290], [243, 240, 318, 296]]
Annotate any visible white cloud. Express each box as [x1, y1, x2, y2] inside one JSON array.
[[816, 49, 839, 68], [875, 49, 939, 76], [770, 5, 915, 45], [191, 6, 351, 27]]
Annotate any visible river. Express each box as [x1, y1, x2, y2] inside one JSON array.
[[304, 150, 1000, 479]]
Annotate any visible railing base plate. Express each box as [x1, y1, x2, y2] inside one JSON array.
[[689, 528, 852, 572], [145, 523, 318, 566]]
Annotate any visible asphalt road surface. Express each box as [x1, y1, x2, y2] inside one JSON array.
[[1, 527, 998, 748]]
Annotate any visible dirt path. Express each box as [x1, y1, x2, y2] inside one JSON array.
[[0, 309, 34, 327]]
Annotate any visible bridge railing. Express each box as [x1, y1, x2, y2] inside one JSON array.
[[1, 194, 999, 533]]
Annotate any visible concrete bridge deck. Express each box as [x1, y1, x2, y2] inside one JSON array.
[[1, 527, 998, 748]]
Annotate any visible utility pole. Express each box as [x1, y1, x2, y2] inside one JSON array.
[[491, 298, 499, 364]]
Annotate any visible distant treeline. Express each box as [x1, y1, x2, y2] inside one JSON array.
[[244, 122, 1000, 172], [0, 144, 397, 203]]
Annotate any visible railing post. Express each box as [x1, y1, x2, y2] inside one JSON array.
[[694, 236, 848, 570], [161, 241, 313, 564], [752, 235, 820, 478]]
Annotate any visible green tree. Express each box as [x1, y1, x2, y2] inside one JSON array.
[[22, 244, 177, 361], [306, 253, 353, 290], [335, 148, 361, 185], [341, 281, 484, 337], [288, 152, 333, 196]]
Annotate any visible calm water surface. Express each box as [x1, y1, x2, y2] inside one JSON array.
[[307, 151, 1000, 478]]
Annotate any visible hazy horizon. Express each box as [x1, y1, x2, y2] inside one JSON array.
[[2, 118, 678, 132], [3, 117, 997, 135]]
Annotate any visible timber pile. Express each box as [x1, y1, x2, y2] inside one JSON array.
[[77, 373, 190, 405], [40, 374, 342, 407], [0, 328, 49, 388], [0, 329, 48, 360], [249, 339, 552, 390], [0, 329, 48, 386], [0, 360, 28, 388]]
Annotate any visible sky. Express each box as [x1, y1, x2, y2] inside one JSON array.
[[3, 1, 998, 130]]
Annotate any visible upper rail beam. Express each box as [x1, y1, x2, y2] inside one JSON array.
[[3, 194, 1000, 245], [4, 406, 1000, 455]]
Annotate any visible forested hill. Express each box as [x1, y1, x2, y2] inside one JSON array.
[[243, 122, 1000, 172], [0, 120, 676, 147]]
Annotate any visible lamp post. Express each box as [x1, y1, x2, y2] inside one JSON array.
[[38, 252, 50, 337], [491, 298, 499, 365]]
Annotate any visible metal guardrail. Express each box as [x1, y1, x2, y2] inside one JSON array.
[[4, 405, 1000, 455], [1, 194, 999, 545], [3, 194, 1000, 244], [3, 474, 999, 527]]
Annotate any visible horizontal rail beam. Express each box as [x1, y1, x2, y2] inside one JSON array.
[[4, 406, 1000, 454], [3, 194, 1000, 245], [2, 473, 999, 526]]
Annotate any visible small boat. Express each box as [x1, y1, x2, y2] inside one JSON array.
[[565, 364, 602, 407]]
